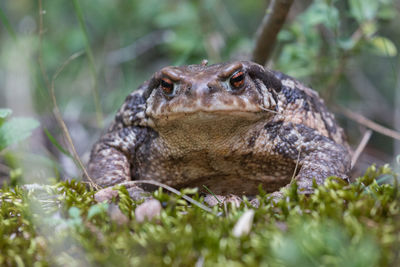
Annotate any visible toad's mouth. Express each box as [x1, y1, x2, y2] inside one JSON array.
[[152, 109, 264, 119], [146, 109, 272, 129], [145, 90, 279, 122], [145, 101, 278, 120]]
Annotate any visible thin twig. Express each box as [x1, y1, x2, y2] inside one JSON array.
[[335, 106, 400, 141], [252, 0, 294, 65], [119, 180, 216, 215], [351, 130, 373, 169], [258, 105, 281, 115], [290, 147, 301, 183], [50, 52, 100, 190], [37, 1, 99, 190], [38, 0, 51, 91]]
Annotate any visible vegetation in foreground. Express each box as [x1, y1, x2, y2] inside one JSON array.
[[1, 164, 399, 266]]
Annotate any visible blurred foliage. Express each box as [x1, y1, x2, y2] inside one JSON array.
[[0, 109, 40, 186], [276, 0, 397, 81], [1, 166, 400, 266], [0, 109, 39, 152]]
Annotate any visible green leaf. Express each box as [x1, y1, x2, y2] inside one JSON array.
[[68, 206, 81, 218], [0, 117, 40, 151], [301, 2, 339, 29], [377, 5, 397, 20], [87, 203, 108, 219], [43, 128, 73, 159], [0, 7, 16, 41], [360, 21, 377, 37], [338, 38, 357, 51], [369, 36, 397, 57], [349, 0, 379, 22], [0, 108, 12, 125], [0, 108, 12, 119]]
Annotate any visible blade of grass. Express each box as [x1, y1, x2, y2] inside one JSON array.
[[203, 185, 222, 204], [0, 7, 16, 41], [44, 128, 85, 178], [376, 174, 394, 185], [37, 1, 99, 189], [71, 0, 103, 127], [43, 128, 73, 159], [50, 51, 100, 190], [38, 0, 51, 91]]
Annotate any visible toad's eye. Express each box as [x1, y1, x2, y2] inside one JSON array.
[[229, 71, 245, 89], [161, 78, 174, 95]]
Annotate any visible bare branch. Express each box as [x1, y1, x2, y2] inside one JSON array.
[[335, 106, 400, 141], [351, 130, 373, 169], [252, 0, 294, 65]]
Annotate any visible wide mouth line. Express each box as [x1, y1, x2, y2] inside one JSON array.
[[154, 108, 262, 114], [148, 109, 267, 119]]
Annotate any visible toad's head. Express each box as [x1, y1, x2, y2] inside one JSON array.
[[144, 61, 282, 146]]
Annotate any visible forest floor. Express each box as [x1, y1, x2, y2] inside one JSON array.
[[1, 164, 399, 266]]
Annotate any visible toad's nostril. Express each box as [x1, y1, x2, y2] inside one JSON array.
[[185, 86, 192, 96], [206, 81, 219, 93]]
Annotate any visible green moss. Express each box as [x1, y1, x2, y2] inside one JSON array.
[[0, 165, 399, 266]]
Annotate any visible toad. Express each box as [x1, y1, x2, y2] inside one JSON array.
[[88, 61, 351, 202]]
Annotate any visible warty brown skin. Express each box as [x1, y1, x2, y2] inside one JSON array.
[[88, 61, 351, 196]]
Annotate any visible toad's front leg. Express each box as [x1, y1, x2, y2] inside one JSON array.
[[89, 129, 133, 187], [295, 134, 351, 194], [269, 122, 351, 195], [88, 126, 150, 201]]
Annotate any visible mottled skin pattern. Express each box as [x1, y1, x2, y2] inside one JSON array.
[[89, 61, 351, 197]]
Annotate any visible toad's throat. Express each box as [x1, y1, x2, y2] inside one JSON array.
[[150, 114, 268, 151]]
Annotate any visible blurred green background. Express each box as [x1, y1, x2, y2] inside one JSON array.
[[0, 0, 399, 184]]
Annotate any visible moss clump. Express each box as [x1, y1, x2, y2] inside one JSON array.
[[0, 165, 399, 266]]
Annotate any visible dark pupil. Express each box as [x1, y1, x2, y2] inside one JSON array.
[[161, 80, 173, 93], [230, 72, 244, 88]]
